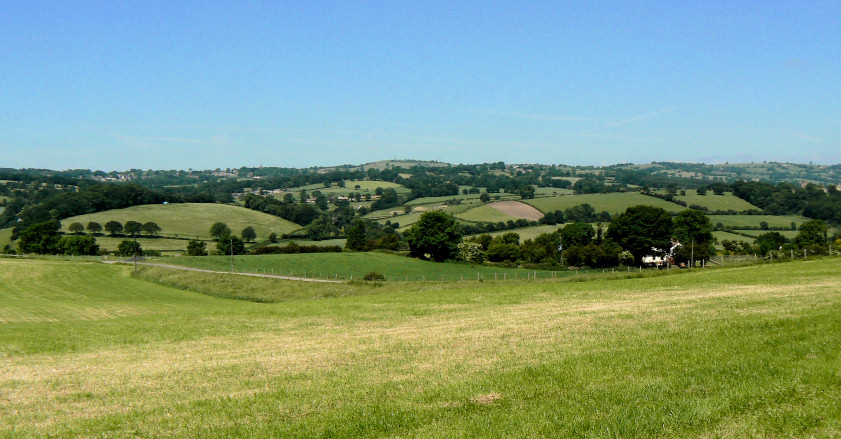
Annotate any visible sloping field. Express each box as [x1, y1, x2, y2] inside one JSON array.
[[524, 192, 685, 214], [713, 231, 754, 245], [485, 224, 561, 241], [673, 189, 760, 211], [60, 203, 299, 240], [168, 252, 559, 282], [487, 201, 544, 221], [707, 214, 808, 229], [456, 201, 543, 223], [2, 257, 840, 437]]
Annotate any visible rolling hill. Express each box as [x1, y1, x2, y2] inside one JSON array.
[[60, 203, 300, 240]]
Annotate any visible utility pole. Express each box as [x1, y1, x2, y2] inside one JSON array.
[[230, 237, 234, 272], [133, 232, 138, 273], [691, 240, 694, 269]]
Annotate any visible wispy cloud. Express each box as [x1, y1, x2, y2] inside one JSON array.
[[469, 109, 600, 122], [774, 130, 821, 142], [605, 107, 679, 127]]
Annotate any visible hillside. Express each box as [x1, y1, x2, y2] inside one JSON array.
[[2, 257, 840, 436], [523, 192, 685, 215], [60, 203, 300, 240]]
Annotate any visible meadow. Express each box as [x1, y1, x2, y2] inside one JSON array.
[[672, 189, 759, 211], [1, 257, 839, 437], [523, 192, 685, 214], [707, 214, 808, 229], [59, 203, 300, 240], [165, 252, 567, 281]]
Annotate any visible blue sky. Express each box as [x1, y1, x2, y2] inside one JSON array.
[[1, 1, 839, 171]]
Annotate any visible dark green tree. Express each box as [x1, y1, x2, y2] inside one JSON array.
[[315, 195, 329, 210], [124, 221, 143, 236], [142, 221, 161, 236], [17, 220, 62, 254], [479, 193, 490, 203], [606, 205, 673, 263], [671, 209, 716, 264], [754, 232, 788, 254], [216, 236, 246, 255], [86, 221, 102, 235], [405, 211, 462, 262], [115, 240, 142, 257], [68, 222, 85, 234], [267, 232, 278, 243], [345, 220, 367, 251], [794, 220, 827, 248], [560, 222, 595, 248], [241, 226, 257, 242], [518, 185, 536, 199], [185, 239, 208, 256], [209, 222, 231, 240], [59, 235, 99, 255], [104, 221, 123, 236]]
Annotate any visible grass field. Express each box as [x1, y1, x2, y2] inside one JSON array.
[[2, 257, 840, 437], [484, 224, 561, 241], [673, 189, 759, 211], [732, 229, 800, 239], [93, 235, 195, 253], [60, 203, 300, 240], [713, 231, 754, 245], [287, 180, 410, 197], [707, 214, 808, 229], [456, 204, 529, 223], [523, 192, 685, 214], [166, 252, 564, 281]]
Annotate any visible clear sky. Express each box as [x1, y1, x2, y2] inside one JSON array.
[[1, 1, 839, 171]]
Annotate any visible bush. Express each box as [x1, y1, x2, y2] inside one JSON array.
[[363, 271, 385, 282], [115, 240, 142, 257], [457, 241, 486, 263]]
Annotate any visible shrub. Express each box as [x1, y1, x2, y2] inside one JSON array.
[[363, 271, 385, 282]]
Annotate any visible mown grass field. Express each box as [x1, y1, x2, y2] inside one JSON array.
[[455, 204, 528, 223], [1, 257, 840, 437], [60, 203, 300, 240], [524, 192, 685, 214], [672, 189, 759, 211], [167, 252, 564, 281]]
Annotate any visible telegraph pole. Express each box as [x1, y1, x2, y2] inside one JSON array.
[[690, 240, 694, 269], [230, 237, 234, 272], [133, 232, 138, 274]]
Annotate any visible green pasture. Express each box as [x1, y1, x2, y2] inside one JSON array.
[[167, 252, 564, 281], [483, 224, 562, 241], [713, 231, 754, 246], [524, 192, 685, 214], [707, 214, 807, 229], [289, 180, 409, 196], [673, 189, 759, 211], [59, 203, 300, 240], [732, 229, 800, 239], [534, 186, 575, 196], [2, 257, 840, 437], [92, 236, 194, 253]]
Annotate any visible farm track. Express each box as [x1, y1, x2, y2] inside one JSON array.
[[108, 261, 343, 283]]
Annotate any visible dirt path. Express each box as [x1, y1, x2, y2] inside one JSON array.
[[109, 261, 343, 283], [488, 201, 545, 221]]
